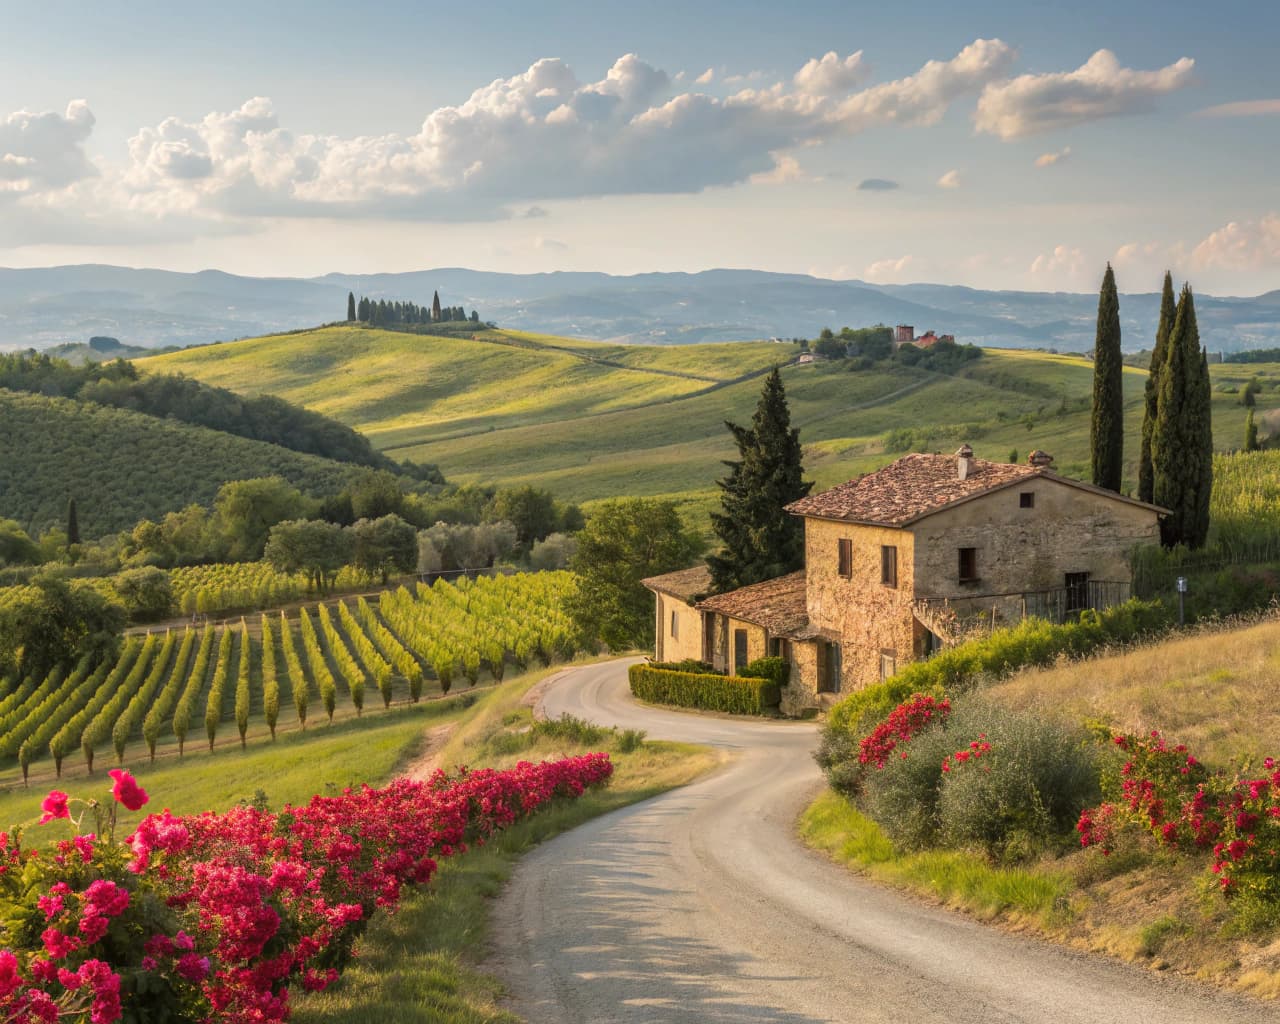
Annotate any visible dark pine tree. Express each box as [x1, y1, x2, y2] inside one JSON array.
[[1090, 263, 1124, 492], [1152, 286, 1212, 548], [431, 290, 442, 323], [706, 368, 812, 592], [1245, 408, 1260, 452], [1138, 272, 1176, 503], [66, 497, 80, 546], [346, 292, 356, 321]]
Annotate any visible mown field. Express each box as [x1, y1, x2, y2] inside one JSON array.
[[137, 326, 1280, 521], [0, 572, 579, 795]]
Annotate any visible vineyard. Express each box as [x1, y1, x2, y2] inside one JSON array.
[[169, 561, 384, 618], [0, 572, 581, 787]]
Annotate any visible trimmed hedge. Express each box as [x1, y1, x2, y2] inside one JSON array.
[[649, 658, 723, 675], [629, 664, 780, 715], [825, 598, 1170, 738], [739, 656, 790, 687]]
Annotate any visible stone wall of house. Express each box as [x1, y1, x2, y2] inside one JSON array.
[[781, 641, 819, 716], [653, 593, 706, 663], [910, 478, 1160, 609], [706, 613, 767, 674], [803, 518, 917, 693]]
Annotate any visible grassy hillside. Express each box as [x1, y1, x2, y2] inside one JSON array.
[[0, 389, 360, 537], [139, 325, 1280, 520]]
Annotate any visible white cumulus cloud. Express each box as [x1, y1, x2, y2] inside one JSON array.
[[1034, 146, 1071, 167], [793, 50, 867, 95], [1029, 244, 1087, 283], [936, 169, 961, 189], [1191, 213, 1280, 272], [974, 49, 1195, 139], [864, 254, 914, 282], [0, 100, 96, 193]]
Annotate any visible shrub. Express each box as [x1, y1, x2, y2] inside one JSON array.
[[648, 658, 721, 675], [860, 697, 1100, 860], [628, 664, 780, 715], [824, 599, 1169, 743], [738, 656, 789, 687]]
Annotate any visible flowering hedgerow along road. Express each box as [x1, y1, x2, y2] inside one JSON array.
[[0, 755, 613, 1023]]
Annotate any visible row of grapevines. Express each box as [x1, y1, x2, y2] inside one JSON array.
[[48, 637, 141, 776], [356, 597, 423, 700], [18, 658, 101, 780], [173, 625, 216, 756], [339, 600, 393, 707], [204, 628, 234, 751], [143, 628, 197, 760], [278, 611, 310, 728], [171, 562, 309, 618], [112, 630, 177, 764], [82, 633, 161, 773], [298, 609, 337, 723], [261, 615, 281, 739], [0, 666, 65, 754], [235, 619, 253, 747], [318, 603, 365, 715]]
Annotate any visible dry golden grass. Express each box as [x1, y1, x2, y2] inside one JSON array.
[[986, 613, 1280, 766]]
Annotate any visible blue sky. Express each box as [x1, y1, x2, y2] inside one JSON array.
[[0, 0, 1276, 293]]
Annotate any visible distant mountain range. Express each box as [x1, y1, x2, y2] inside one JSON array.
[[1, 264, 1277, 354]]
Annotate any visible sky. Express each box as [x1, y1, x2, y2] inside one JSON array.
[[0, 0, 1277, 294]]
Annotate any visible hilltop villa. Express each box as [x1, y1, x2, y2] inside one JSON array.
[[643, 446, 1164, 717]]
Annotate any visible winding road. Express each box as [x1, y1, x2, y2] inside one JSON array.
[[490, 659, 1273, 1023]]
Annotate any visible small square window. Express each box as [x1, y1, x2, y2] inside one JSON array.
[[837, 538, 853, 578], [959, 547, 978, 583], [881, 545, 897, 588], [1020, 492, 1035, 509]]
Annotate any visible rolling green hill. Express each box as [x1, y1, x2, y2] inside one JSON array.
[[138, 325, 1280, 524], [0, 390, 362, 538]]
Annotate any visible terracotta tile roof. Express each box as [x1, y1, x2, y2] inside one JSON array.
[[641, 565, 712, 601], [786, 452, 1166, 526], [697, 571, 808, 635]]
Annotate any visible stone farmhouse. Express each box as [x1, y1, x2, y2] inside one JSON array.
[[643, 446, 1164, 716]]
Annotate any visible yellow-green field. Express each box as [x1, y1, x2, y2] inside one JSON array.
[[139, 326, 1280, 516]]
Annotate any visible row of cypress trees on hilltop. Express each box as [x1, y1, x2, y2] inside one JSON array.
[[1090, 267, 1213, 549], [345, 291, 478, 326]]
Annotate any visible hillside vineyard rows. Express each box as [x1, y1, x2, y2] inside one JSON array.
[[0, 572, 579, 782]]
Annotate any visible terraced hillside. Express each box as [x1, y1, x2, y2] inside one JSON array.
[[139, 325, 1280, 519], [0, 389, 361, 537]]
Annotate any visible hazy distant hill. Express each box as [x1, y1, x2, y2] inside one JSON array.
[[2, 264, 1279, 353]]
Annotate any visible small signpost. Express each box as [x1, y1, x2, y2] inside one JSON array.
[[1176, 576, 1187, 627]]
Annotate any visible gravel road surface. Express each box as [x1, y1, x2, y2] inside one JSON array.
[[490, 658, 1272, 1023]]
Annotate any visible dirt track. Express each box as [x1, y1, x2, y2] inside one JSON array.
[[488, 658, 1273, 1024]]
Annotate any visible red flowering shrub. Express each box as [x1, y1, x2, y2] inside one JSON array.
[[1078, 730, 1280, 916], [0, 754, 613, 1023], [858, 694, 951, 769]]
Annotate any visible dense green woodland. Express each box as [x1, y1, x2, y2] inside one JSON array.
[[0, 390, 362, 537]]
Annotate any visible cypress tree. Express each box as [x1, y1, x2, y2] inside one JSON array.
[[431, 290, 442, 323], [706, 368, 812, 592], [1138, 272, 1177, 503], [346, 291, 356, 321], [1245, 408, 1260, 452], [1152, 286, 1212, 548], [66, 498, 80, 546], [1090, 263, 1124, 492]]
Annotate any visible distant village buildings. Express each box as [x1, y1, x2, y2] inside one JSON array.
[[893, 325, 955, 349]]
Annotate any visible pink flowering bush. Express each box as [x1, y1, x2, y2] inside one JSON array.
[[1077, 730, 1280, 922], [0, 756, 613, 1022]]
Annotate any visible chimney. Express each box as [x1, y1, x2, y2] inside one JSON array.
[[956, 443, 975, 480], [1028, 450, 1054, 469]]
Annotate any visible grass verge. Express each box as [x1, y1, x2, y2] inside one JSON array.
[[799, 790, 1071, 926], [292, 660, 718, 1024]]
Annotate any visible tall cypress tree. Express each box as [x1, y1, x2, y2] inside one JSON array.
[[1152, 286, 1212, 548], [1090, 263, 1124, 491], [431, 290, 442, 323], [66, 497, 80, 547], [1138, 271, 1177, 503], [1245, 409, 1260, 452], [346, 292, 356, 321], [706, 368, 812, 592]]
